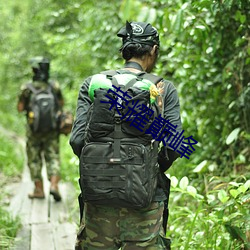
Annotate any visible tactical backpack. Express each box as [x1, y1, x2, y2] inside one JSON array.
[[79, 70, 163, 209], [27, 82, 59, 133]]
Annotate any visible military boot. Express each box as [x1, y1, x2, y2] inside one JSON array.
[[28, 180, 45, 199], [50, 175, 62, 202]]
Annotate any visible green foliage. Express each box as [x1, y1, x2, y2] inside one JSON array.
[[0, 132, 23, 248], [0, 0, 249, 248], [158, 0, 249, 171], [60, 135, 79, 190], [116, 0, 250, 174], [168, 175, 250, 249], [0, 134, 24, 177], [0, 207, 20, 250], [0, 173, 21, 249]]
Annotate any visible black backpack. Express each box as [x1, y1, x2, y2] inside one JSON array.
[[27, 82, 59, 133], [80, 71, 163, 209]]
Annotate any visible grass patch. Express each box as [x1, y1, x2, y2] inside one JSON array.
[[0, 133, 24, 177], [0, 207, 20, 250], [0, 127, 23, 249]]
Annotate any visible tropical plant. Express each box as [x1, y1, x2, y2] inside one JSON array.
[[0, 0, 249, 249]]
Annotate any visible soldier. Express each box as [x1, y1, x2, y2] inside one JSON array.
[[70, 21, 183, 249], [17, 57, 64, 201]]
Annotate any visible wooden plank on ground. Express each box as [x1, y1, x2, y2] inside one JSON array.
[[11, 224, 31, 250], [61, 182, 79, 224], [61, 182, 77, 210], [16, 181, 33, 224], [50, 182, 76, 223], [30, 188, 49, 224], [8, 182, 29, 218], [50, 197, 67, 223], [21, 163, 31, 182], [31, 223, 54, 250], [9, 158, 78, 250], [30, 199, 49, 224], [30, 171, 50, 224], [52, 222, 76, 250]]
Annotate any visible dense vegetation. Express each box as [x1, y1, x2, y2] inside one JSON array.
[[0, 0, 249, 249]]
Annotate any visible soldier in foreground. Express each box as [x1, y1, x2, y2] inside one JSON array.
[[70, 21, 183, 249]]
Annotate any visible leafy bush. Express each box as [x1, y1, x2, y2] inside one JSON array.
[[168, 175, 250, 250], [0, 128, 24, 248], [0, 134, 24, 177]]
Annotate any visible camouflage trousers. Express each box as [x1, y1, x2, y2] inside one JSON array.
[[75, 201, 170, 250], [26, 130, 60, 181]]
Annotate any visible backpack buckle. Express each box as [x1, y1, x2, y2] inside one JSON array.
[[115, 117, 121, 124], [114, 113, 121, 124]]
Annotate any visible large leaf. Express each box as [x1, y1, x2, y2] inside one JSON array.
[[218, 189, 229, 203], [171, 8, 183, 34], [179, 176, 189, 190], [193, 160, 208, 173], [226, 128, 241, 145]]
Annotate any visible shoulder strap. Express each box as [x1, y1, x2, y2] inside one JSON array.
[[101, 70, 163, 85], [27, 82, 53, 93], [26, 83, 39, 94], [123, 78, 139, 90], [116, 72, 163, 90], [46, 81, 60, 108], [100, 70, 118, 78], [48, 80, 56, 90], [137, 72, 163, 85]]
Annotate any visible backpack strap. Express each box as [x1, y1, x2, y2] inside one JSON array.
[[100, 70, 118, 78], [26, 83, 39, 94], [101, 70, 163, 89], [110, 75, 138, 91], [107, 76, 125, 159], [47, 80, 60, 108], [27, 82, 53, 93], [101, 70, 163, 85], [102, 71, 137, 161], [121, 72, 163, 90], [137, 72, 163, 86]]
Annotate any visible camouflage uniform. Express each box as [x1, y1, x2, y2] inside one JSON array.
[[18, 80, 63, 181], [26, 130, 60, 181], [75, 202, 170, 250]]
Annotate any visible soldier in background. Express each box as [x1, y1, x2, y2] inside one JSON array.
[[17, 57, 64, 201]]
